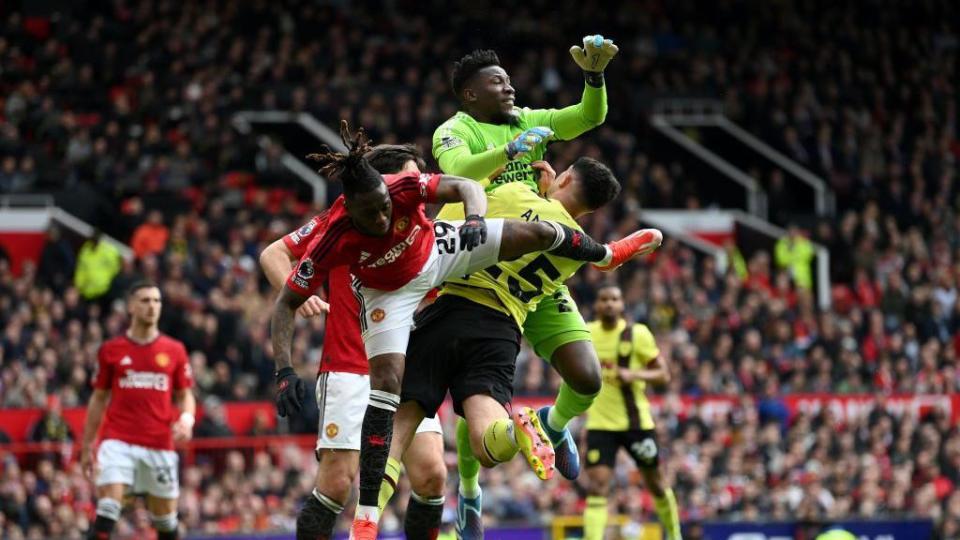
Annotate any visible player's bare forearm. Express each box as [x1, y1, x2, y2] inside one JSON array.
[[81, 389, 110, 450], [259, 239, 296, 289], [620, 358, 670, 385], [435, 175, 487, 217], [270, 287, 305, 371], [174, 389, 196, 416]]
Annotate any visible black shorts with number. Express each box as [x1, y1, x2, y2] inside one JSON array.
[[586, 429, 660, 469], [402, 294, 521, 417]]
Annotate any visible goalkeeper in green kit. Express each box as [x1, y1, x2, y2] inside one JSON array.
[[433, 35, 662, 537]]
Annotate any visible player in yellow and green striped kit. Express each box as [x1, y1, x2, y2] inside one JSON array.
[[432, 36, 664, 539], [584, 285, 682, 540]]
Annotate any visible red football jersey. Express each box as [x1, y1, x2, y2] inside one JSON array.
[[285, 171, 441, 295], [284, 217, 368, 375], [92, 334, 193, 450]]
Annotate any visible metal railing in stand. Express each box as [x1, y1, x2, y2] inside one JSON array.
[[231, 111, 345, 204], [653, 98, 834, 217], [649, 114, 768, 219]]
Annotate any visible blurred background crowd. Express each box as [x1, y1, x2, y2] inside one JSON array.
[[0, 0, 958, 538]]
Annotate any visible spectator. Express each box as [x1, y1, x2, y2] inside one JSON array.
[[195, 397, 235, 439], [36, 226, 75, 290], [130, 210, 169, 259], [0, 156, 26, 193], [28, 396, 72, 443], [774, 224, 816, 290], [0, 0, 956, 537], [72, 231, 121, 301], [248, 410, 275, 437]]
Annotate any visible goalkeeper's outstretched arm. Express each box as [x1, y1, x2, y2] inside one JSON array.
[[434, 126, 553, 181], [534, 34, 619, 140]]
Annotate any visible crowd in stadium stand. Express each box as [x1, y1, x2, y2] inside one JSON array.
[[0, 0, 958, 538]]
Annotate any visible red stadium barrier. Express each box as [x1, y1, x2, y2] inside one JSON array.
[[4, 393, 955, 450], [0, 434, 316, 470], [180, 434, 316, 467], [0, 401, 278, 442]]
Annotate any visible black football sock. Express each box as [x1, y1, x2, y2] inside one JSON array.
[[297, 489, 343, 540], [356, 390, 400, 518], [404, 492, 445, 540], [546, 222, 608, 262], [88, 517, 117, 540], [88, 498, 121, 540]]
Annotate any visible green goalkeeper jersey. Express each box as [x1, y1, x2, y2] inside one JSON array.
[[440, 182, 586, 327], [432, 84, 607, 192]]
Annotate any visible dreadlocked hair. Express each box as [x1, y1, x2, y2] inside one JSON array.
[[306, 120, 382, 196]]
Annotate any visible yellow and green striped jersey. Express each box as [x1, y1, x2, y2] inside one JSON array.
[[585, 320, 659, 431], [438, 182, 585, 327]]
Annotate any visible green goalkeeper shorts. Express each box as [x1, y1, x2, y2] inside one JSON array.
[[522, 285, 592, 361]]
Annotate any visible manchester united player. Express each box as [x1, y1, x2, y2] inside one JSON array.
[[259, 144, 447, 540], [81, 281, 195, 540], [270, 122, 647, 540]]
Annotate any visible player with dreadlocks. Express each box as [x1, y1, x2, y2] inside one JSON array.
[[260, 143, 447, 540], [270, 121, 647, 540]]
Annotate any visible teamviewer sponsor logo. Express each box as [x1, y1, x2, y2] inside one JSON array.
[[365, 226, 422, 268], [118, 370, 170, 391]]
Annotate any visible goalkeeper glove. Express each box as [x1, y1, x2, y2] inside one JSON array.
[[570, 34, 619, 85], [505, 126, 554, 160]]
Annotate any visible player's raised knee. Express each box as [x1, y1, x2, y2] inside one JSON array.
[[316, 475, 353, 503], [409, 460, 447, 498], [368, 356, 404, 394], [571, 357, 602, 395]]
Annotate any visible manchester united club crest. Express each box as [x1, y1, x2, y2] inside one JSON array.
[[155, 353, 170, 368], [394, 216, 410, 233], [371, 308, 386, 323], [325, 423, 339, 439]]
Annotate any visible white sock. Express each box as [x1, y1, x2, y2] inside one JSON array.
[[545, 221, 566, 251], [459, 483, 482, 499], [355, 504, 379, 523], [599, 246, 613, 266]]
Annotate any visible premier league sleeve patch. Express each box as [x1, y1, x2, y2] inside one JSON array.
[[298, 219, 317, 237], [293, 259, 315, 289], [440, 135, 464, 149]]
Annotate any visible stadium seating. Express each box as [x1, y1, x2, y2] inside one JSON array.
[[0, 0, 957, 538]]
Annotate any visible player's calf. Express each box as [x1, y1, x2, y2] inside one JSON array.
[[499, 220, 610, 264], [87, 498, 121, 540]]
